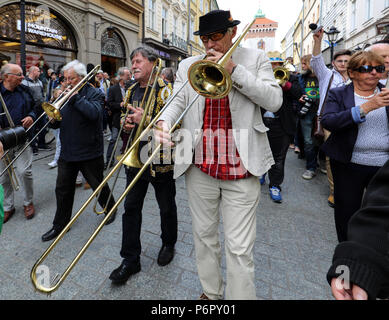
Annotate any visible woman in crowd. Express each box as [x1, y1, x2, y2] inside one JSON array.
[[321, 50, 389, 242]]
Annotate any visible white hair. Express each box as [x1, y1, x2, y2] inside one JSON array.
[[62, 60, 87, 77]]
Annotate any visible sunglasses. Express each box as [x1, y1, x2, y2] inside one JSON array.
[[200, 31, 227, 43], [7, 72, 23, 77], [353, 65, 386, 73]]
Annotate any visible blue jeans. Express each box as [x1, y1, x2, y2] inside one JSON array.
[[299, 111, 318, 171]]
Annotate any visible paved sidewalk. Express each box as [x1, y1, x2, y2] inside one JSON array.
[[0, 144, 337, 300]]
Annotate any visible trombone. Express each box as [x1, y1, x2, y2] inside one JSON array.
[[92, 58, 163, 215], [0, 65, 101, 178], [30, 19, 255, 294], [273, 61, 296, 87]]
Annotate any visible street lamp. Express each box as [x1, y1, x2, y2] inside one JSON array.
[[325, 26, 340, 62]]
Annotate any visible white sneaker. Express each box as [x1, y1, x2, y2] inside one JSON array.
[[302, 169, 316, 180], [48, 161, 57, 168]]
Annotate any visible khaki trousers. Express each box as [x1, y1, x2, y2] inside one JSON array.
[[185, 165, 260, 300], [324, 129, 334, 196]]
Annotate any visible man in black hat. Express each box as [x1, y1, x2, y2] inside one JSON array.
[[155, 10, 282, 299]]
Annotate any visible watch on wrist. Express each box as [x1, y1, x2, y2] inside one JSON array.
[[359, 106, 366, 119]]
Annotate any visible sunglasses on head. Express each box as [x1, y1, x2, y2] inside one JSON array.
[[353, 65, 386, 73], [200, 30, 227, 42]]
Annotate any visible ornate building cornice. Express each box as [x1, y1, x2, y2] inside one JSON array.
[[106, 0, 144, 16]]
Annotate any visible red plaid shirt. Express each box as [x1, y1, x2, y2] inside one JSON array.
[[194, 96, 250, 180]]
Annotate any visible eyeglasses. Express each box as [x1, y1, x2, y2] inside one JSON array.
[[353, 65, 386, 73], [7, 72, 23, 77], [200, 31, 227, 43]]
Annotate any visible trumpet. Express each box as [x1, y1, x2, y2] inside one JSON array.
[[30, 19, 255, 294], [273, 61, 296, 86]]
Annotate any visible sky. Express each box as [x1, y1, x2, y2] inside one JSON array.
[[216, 0, 303, 51]]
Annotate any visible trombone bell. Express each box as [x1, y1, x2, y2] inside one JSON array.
[[188, 60, 232, 99], [42, 102, 62, 121]]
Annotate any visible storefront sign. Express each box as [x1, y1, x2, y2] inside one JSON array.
[[17, 20, 63, 41]]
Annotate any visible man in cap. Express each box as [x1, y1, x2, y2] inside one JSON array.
[[154, 10, 282, 299]]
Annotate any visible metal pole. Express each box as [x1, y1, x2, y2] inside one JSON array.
[[20, 0, 26, 75]]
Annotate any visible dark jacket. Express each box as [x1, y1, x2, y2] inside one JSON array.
[[51, 83, 103, 162], [321, 82, 389, 163], [107, 83, 126, 129], [327, 159, 389, 299], [275, 74, 303, 136], [0, 83, 36, 129]]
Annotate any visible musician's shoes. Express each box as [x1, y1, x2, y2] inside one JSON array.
[[109, 261, 141, 285], [41, 227, 61, 242], [105, 209, 117, 225], [38, 144, 52, 151], [3, 208, 15, 223], [157, 245, 175, 266], [23, 202, 35, 219]]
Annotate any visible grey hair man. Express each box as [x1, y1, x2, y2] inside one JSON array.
[[104, 66, 131, 169], [0, 63, 36, 223]]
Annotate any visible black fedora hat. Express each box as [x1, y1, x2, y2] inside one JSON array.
[[193, 10, 240, 36]]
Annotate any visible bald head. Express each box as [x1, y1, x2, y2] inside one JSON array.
[[0, 63, 24, 91], [369, 43, 389, 76], [28, 66, 40, 80]]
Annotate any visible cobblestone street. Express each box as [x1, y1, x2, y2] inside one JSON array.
[[0, 142, 337, 300]]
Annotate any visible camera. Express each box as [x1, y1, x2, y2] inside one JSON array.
[[299, 97, 314, 117], [309, 23, 323, 34]]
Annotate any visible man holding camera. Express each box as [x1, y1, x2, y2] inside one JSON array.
[[297, 55, 320, 180], [310, 26, 352, 207]]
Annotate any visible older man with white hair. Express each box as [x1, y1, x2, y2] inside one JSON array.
[[0, 63, 36, 223], [41, 60, 117, 242], [369, 41, 389, 86]]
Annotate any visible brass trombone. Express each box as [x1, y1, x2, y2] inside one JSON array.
[[273, 61, 296, 86], [0, 65, 101, 178], [30, 19, 255, 294], [92, 58, 163, 215]]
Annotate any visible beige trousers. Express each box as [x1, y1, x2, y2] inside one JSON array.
[[185, 165, 260, 300]]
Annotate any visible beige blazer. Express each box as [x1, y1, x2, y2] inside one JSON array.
[[159, 47, 283, 179]]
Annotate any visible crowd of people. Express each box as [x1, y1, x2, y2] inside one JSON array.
[[0, 9, 389, 300]]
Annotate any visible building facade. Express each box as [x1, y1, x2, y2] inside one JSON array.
[[0, 0, 143, 77], [345, 0, 389, 51], [243, 8, 278, 54], [320, 0, 348, 64]]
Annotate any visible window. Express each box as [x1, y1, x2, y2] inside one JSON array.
[[181, 0, 187, 7], [173, 16, 177, 36], [149, 0, 156, 30], [366, 0, 372, 20], [199, 0, 203, 12], [162, 7, 168, 36], [386, 0, 389, 8], [351, 1, 356, 30], [190, 17, 194, 41], [182, 22, 186, 39]]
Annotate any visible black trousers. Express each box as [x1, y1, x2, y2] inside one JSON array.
[[120, 169, 177, 265], [53, 156, 115, 229], [330, 159, 380, 243], [264, 117, 291, 189]]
